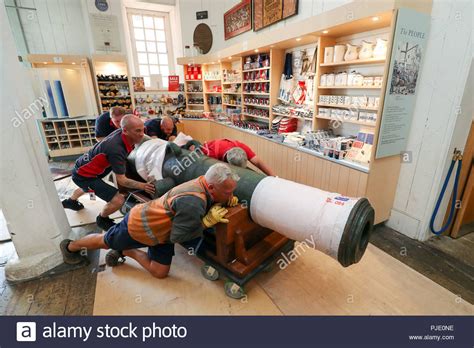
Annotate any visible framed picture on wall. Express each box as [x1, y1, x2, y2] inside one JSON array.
[[253, 0, 298, 31], [224, 0, 252, 40]]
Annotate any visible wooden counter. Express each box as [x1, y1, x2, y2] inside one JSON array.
[[179, 119, 398, 223]]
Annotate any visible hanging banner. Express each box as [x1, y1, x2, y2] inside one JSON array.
[[168, 75, 180, 91], [376, 8, 430, 159]]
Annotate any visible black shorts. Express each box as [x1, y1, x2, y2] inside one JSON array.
[[103, 215, 175, 266], [72, 169, 118, 202]]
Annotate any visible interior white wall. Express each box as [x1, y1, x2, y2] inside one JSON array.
[[9, 0, 90, 55], [178, 0, 352, 53], [386, 0, 473, 240]]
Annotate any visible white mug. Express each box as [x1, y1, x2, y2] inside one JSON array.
[[324, 47, 334, 64]]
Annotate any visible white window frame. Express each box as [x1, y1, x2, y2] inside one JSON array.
[[126, 8, 175, 89]]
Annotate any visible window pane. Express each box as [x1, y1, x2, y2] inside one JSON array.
[[132, 15, 142, 28], [139, 65, 149, 76], [145, 29, 155, 41], [134, 28, 144, 40], [160, 65, 169, 76], [148, 53, 158, 64], [155, 30, 166, 42], [158, 54, 168, 65], [144, 76, 150, 87], [138, 53, 148, 64], [154, 17, 164, 29], [136, 41, 146, 52], [146, 41, 156, 52], [157, 42, 167, 53], [162, 77, 168, 88], [149, 65, 160, 75], [143, 16, 154, 28]]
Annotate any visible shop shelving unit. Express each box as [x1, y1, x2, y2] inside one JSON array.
[[177, 2, 433, 224], [184, 64, 205, 113], [39, 117, 97, 157], [91, 55, 134, 113]]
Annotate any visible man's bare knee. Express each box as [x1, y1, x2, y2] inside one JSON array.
[[149, 263, 170, 279]]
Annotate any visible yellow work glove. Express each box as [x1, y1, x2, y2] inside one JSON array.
[[202, 205, 229, 228], [227, 196, 239, 207]]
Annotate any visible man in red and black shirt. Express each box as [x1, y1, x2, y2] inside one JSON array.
[[201, 138, 275, 176], [95, 107, 127, 141], [62, 115, 155, 230]]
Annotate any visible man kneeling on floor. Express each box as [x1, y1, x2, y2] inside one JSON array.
[[60, 163, 239, 279], [62, 115, 155, 231]]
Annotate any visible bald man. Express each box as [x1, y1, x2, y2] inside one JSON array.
[[144, 116, 177, 141], [62, 115, 155, 230]]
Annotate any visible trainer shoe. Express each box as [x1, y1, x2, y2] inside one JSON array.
[[96, 215, 116, 231], [105, 250, 126, 267], [62, 198, 84, 211], [59, 239, 85, 265]]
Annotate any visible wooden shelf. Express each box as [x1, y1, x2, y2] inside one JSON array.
[[273, 112, 313, 121], [223, 92, 241, 95], [98, 81, 129, 84], [185, 80, 202, 82], [243, 92, 270, 96], [320, 57, 385, 67], [187, 104, 205, 106], [243, 80, 270, 83], [242, 114, 270, 120], [318, 86, 382, 90], [204, 79, 222, 82], [244, 103, 270, 108], [316, 115, 376, 127], [205, 92, 222, 94], [223, 103, 241, 107], [186, 92, 203, 94], [99, 95, 131, 98], [317, 103, 379, 111], [222, 81, 242, 84], [243, 67, 270, 73]]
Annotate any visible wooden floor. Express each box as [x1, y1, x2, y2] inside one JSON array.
[[0, 159, 473, 315], [371, 224, 474, 304], [93, 243, 473, 315]]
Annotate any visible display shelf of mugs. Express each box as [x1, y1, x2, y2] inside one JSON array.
[[315, 31, 389, 144], [317, 103, 379, 111], [319, 57, 385, 67]]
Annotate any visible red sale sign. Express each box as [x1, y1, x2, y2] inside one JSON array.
[[168, 75, 179, 91]]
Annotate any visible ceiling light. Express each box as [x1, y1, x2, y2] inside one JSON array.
[[254, 49, 259, 53], [43, 62, 48, 64], [228, 56, 232, 59], [296, 38, 302, 41], [72, 62, 76, 65], [372, 16, 379, 21], [322, 30, 329, 34]]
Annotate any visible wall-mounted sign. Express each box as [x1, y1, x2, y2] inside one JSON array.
[[90, 14, 121, 52], [376, 8, 430, 159], [168, 76, 179, 91], [95, 0, 109, 12], [196, 11, 208, 20]]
